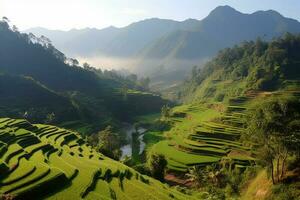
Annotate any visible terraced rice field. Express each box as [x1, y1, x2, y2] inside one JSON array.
[[0, 118, 194, 200], [150, 96, 256, 172]]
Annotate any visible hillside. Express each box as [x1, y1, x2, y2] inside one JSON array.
[[179, 34, 300, 103], [140, 34, 300, 199], [0, 74, 78, 123], [0, 118, 194, 199], [0, 20, 167, 130]]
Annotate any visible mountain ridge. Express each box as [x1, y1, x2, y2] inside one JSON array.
[[25, 6, 300, 86]]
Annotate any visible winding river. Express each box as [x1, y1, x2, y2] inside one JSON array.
[[120, 123, 147, 159]]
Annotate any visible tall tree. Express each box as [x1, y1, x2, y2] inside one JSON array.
[[161, 105, 171, 120], [98, 126, 122, 160], [246, 96, 300, 184], [147, 153, 167, 181]]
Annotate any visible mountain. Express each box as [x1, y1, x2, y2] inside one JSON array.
[[26, 6, 300, 86], [26, 18, 199, 58], [138, 6, 300, 73], [143, 6, 300, 59], [0, 20, 167, 131]]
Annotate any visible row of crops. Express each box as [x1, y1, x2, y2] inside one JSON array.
[[151, 96, 256, 172], [0, 118, 192, 200]]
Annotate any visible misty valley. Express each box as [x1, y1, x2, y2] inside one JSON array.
[[0, 3, 300, 200]]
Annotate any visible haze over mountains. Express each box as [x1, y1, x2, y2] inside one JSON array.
[[26, 5, 300, 86]]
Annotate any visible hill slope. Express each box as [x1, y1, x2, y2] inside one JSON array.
[[179, 34, 300, 103], [0, 20, 167, 128], [0, 118, 194, 199], [0, 74, 78, 123], [149, 34, 300, 171]]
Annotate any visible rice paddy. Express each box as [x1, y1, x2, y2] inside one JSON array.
[[149, 95, 256, 172], [0, 118, 194, 199]]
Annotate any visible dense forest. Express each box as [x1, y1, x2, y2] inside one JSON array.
[[0, 19, 167, 133], [179, 33, 300, 102]]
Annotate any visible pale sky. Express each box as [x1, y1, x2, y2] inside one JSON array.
[[1, 0, 300, 31]]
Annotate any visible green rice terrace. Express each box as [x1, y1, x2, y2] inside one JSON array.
[[150, 83, 300, 174], [150, 94, 258, 172], [0, 118, 195, 200]]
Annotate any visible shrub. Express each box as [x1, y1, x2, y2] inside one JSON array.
[[214, 93, 225, 102], [147, 153, 167, 181], [270, 183, 300, 200], [103, 169, 112, 182], [132, 164, 150, 176]]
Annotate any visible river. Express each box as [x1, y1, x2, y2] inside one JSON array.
[[120, 123, 147, 159]]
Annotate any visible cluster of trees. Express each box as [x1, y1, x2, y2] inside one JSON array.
[[187, 160, 259, 199], [245, 96, 300, 184], [147, 154, 168, 181], [0, 18, 167, 127], [161, 105, 171, 120], [180, 34, 300, 100], [87, 126, 122, 160], [186, 96, 300, 199]]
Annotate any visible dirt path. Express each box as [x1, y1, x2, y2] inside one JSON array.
[[165, 173, 193, 187]]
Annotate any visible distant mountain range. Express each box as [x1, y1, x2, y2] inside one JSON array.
[[26, 6, 300, 87]]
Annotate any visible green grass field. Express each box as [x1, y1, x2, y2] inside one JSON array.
[[148, 96, 256, 172], [0, 118, 196, 200]]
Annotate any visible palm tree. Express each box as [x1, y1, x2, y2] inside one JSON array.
[[206, 165, 222, 187], [186, 166, 207, 188]]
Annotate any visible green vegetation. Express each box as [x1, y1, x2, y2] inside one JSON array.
[[1, 13, 300, 200], [180, 34, 300, 103], [0, 20, 167, 134], [147, 154, 167, 181], [147, 102, 253, 172], [95, 126, 122, 160], [0, 118, 195, 200], [141, 35, 300, 199], [245, 96, 300, 184]]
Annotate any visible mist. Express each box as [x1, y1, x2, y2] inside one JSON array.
[[76, 54, 209, 77]]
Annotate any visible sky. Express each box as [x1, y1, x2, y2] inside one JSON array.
[[1, 0, 300, 31]]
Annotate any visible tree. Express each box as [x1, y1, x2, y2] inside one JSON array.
[[206, 165, 223, 187], [97, 126, 122, 160], [147, 153, 167, 181], [69, 58, 79, 66], [186, 166, 207, 188], [246, 97, 300, 184], [87, 133, 99, 148], [83, 62, 91, 70], [45, 112, 55, 124], [161, 105, 171, 120]]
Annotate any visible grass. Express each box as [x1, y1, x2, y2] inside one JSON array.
[[151, 141, 221, 168], [0, 118, 194, 200], [143, 131, 164, 149], [241, 170, 272, 200], [146, 98, 255, 172]]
